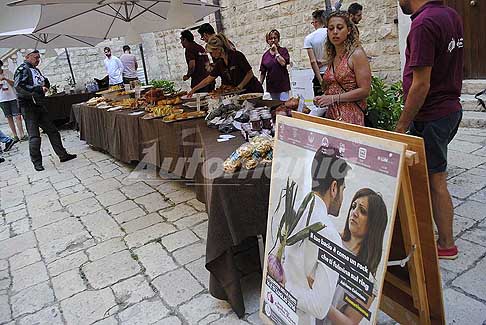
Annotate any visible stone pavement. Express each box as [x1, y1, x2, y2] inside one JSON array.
[[0, 125, 485, 325]]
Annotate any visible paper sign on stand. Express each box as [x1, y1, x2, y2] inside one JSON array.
[[290, 68, 316, 111]]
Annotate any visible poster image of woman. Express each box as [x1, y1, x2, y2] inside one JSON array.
[[323, 188, 388, 325]]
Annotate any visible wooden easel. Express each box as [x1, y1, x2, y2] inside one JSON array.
[[292, 112, 445, 325]]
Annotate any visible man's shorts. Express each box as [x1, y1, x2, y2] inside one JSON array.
[[0, 100, 21, 118], [409, 110, 462, 174]]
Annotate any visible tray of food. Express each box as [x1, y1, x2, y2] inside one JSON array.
[[112, 98, 138, 109], [142, 106, 183, 120], [162, 110, 207, 123], [87, 97, 107, 106], [237, 92, 264, 101], [209, 85, 244, 98]]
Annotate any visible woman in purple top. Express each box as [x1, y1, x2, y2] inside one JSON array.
[[259, 29, 291, 101]]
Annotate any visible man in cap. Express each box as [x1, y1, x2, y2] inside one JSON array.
[[14, 50, 76, 171]]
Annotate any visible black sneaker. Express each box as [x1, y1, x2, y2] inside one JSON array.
[[60, 154, 77, 163], [4, 139, 15, 152], [34, 165, 45, 171], [0, 157, 5, 163]]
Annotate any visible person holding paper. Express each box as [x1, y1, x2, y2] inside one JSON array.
[[283, 146, 351, 324]]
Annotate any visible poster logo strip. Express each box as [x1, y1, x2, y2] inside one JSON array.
[[278, 124, 400, 177]]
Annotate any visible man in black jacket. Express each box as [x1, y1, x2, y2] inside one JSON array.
[[14, 50, 76, 171]]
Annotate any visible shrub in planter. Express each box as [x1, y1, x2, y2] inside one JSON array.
[[366, 76, 404, 131]]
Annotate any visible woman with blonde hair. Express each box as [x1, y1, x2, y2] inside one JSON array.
[[313, 11, 371, 126], [187, 33, 263, 96]]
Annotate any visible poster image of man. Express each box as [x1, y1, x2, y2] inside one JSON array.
[[261, 116, 405, 325]]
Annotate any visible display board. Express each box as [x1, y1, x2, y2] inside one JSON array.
[[260, 116, 406, 325]]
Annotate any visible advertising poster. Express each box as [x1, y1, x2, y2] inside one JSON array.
[[260, 116, 406, 325]]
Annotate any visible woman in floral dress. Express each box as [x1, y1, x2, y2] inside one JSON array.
[[314, 11, 371, 126]]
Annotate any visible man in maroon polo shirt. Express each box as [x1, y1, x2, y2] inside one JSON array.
[[395, 0, 463, 259], [181, 30, 215, 93]]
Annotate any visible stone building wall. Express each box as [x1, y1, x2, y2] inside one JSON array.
[[36, 0, 401, 90]]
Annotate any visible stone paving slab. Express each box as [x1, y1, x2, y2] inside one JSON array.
[[0, 128, 486, 324]]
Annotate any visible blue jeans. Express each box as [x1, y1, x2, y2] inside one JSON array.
[[0, 129, 12, 144]]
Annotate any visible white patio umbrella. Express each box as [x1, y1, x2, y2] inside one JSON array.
[[0, 0, 39, 35], [0, 32, 101, 49], [0, 31, 103, 84], [6, 0, 221, 39]]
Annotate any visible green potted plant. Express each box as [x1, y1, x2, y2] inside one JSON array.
[[365, 76, 404, 131]]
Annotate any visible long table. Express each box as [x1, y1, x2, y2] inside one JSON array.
[[74, 103, 269, 317], [45, 93, 94, 124]]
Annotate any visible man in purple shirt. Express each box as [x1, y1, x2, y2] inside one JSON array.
[[395, 0, 464, 259]]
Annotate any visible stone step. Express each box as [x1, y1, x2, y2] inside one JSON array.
[[461, 94, 484, 111], [462, 79, 486, 95], [460, 111, 486, 128]]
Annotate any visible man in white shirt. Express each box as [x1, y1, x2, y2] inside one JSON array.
[[120, 45, 139, 85], [0, 59, 26, 142], [103, 47, 124, 86], [303, 10, 328, 96], [283, 146, 350, 325]]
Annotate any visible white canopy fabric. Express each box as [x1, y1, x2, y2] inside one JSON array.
[[6, 0, 221, 39], [0, 0, 40, 35], [0, 32, 102, 49]]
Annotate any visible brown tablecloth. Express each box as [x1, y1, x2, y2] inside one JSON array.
[[45, 93, 94, 122], [195, 126, 270, 317], [76, 103, 271, 317]]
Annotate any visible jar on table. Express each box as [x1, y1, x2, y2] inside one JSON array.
[[261, 112, 273, 130], [250, 113, 262, 131]]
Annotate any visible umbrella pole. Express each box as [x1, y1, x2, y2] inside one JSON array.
[[64, 48, 76, 85], [139, 44, 149, 85]]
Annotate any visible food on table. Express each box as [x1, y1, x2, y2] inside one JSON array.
[[95, 101, 111, 108], [96, 85, 123, 95], [112, 98, 137, 109], [181, 92, 208, 100], [284, 97, 300, 110], [162, 110, 206, 122], [153, 106, 180, 117], [87, 97, 107, 106], [238, 93, 263, 101], [209, 85, 241, 97], [145, 88, 164, 102], [157, 96, 182, 106], [236, 143, 254, 158], [109, 85, 123, 91], [223, 135, 274, 173]]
